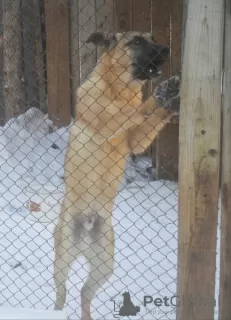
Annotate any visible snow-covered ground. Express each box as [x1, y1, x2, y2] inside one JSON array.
[[0, 108, 220, 319]]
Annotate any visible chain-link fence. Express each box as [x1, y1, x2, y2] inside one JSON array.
[[0, 1, 207, 319]]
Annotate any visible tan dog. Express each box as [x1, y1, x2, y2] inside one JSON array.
[[53, 31, 177, 319]]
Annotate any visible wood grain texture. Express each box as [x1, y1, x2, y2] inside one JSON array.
[[170, 0, 183, 75], [96, 0, 114, 60], [69, 0, 80, 115], [34, 0, 47, 114], [0, 0, 5, 125], [21, 0, 40, 111], [132, 0, 151, 31], [155, 123, 179, 180], [151, 0, 170, 77], [219, 0, 231, 318], [151, 0, 172, 177], [113, 0, 132, 32], [2, 0, 25, 122], [132, 0, 151, 84], [78, 0, 97, 83], [177, 1, 224, 319], [44, 0, 71, 127], [132, 0, 153, 156], [154, 0, 183, 181]]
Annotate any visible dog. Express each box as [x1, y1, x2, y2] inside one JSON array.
[[53, 31, 180, 319]]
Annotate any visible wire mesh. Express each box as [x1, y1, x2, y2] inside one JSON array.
[[0, 1, 183, 319]]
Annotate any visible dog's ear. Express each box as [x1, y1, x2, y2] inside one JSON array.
[[86, 32, 116, 48]]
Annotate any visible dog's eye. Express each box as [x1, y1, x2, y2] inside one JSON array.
[[130, 39, 140, 46], [131, 37, 142, 45]]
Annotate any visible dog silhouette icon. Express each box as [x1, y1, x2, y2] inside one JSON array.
[[119, 292, 140, 317]]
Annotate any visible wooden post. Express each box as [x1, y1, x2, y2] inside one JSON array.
[[69, 0, 80, 116], [44, 0, 71, 127], [34, 0, 47, 114], [2, 0, 25, 122], [219, 0, 231, 318], [21, 0, 40, 111], [177, 0, 224, 319], [0, 0, 5, 126]]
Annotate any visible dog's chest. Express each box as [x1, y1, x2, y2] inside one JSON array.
[[79, 98, 140, 131]]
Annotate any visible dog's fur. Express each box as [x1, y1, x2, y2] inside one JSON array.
[[53, 31, 178, 319]]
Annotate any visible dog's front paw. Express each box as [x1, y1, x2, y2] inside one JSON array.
[[165, 75, 180, 98], [153, 75, 181, 115], [164, 95, 180, 115]]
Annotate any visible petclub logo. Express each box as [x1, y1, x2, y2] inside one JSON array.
[[110, 292, 216, 318], [143, 295, 178, 307], [110, 292, 177, 318]]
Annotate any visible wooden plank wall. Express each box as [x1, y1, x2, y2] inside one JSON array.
[[69, 0, 80, 115], [0, 0, 5, 126], [44, 0, 71, 128], [0, 0, 182, 181], [0, 0, 47, 125], [63, 0, 183, 179], [69, 0, 114, 116], [78, 0, 97, 83], [153, 0, 183, 181], [21, 0, 40, 111], [151, 0, 171, 170], [34, 0, 47, 114], [113, 0, 182, 180], [1, 0, 25, 123]]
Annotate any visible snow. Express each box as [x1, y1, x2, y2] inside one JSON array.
[[0, 108, 221, 319], [0, 306, 67, 320]]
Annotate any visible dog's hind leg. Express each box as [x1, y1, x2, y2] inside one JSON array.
[[53, 203, 79, 310], [54, 249, 75, 310], [81, 218, 114, 320], [80, 148, 126, 320]]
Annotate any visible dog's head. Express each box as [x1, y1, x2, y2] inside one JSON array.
[[86, 31, 169, 82]]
